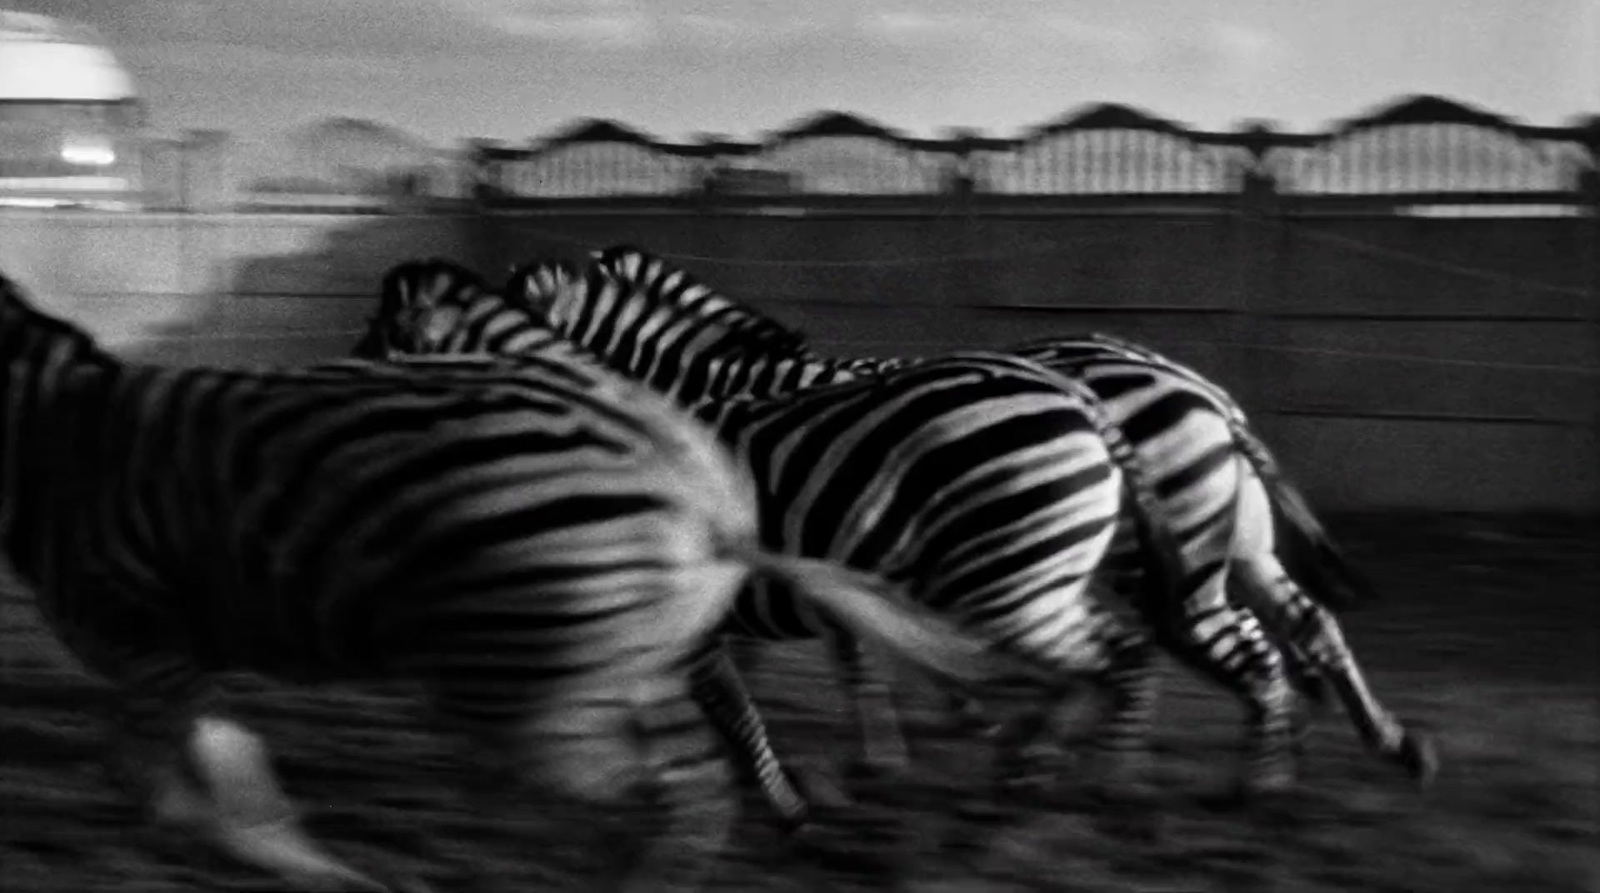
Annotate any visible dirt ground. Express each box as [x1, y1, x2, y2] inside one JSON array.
[[2, 514, 1596, 892]]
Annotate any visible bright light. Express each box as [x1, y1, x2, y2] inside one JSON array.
[[60, 139, 115, 166]]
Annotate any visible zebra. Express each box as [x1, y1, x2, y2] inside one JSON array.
[[358, 257, 1193, 815], [0, 267, 1010, 892], [356, 257, 905, 830], [539, 245, 1440, 799]]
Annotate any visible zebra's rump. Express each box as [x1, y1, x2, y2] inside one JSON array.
[[9, 355, 752, 687], [703, 353, 1126, 638]]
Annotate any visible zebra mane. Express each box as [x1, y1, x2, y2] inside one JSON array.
[[589, 244, 815, 359], [0, 270, 109, 362], [376, 257, 492, 315], [356, 257, 511, 359]]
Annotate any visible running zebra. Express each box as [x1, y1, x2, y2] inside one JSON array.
[[0, 267, 1008, 892], [533, 246, 1438, 797], [357, 257, 906, 829], [358, 258, 1188, 811]]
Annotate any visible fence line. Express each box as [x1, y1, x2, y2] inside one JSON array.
[[469, 94, 1599, 203], [12, 93, 1594, 213]]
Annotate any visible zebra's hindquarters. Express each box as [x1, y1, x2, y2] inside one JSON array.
[[380, 451, 760, 891]]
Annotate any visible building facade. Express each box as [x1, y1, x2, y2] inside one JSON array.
[[0, 10, 143, 208]]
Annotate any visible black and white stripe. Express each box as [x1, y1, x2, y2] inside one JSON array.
[[371, 260, 1195, 813], [581, 244, 1438, 795], [0, 264, 1006, 892]]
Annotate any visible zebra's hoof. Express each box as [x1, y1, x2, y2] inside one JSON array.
[[1398, 729, 1440, 787]]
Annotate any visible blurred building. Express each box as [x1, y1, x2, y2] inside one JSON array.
[[235, 116, 463, 210], [0, 9, 143, 209]]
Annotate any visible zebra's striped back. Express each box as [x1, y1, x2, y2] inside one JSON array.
[[592, 244, 810, 357], [509, 259, 876, 406]]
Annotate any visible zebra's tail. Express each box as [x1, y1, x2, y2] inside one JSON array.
[[1226, 422, 1380, 610], [719, 543, 1020, 690]]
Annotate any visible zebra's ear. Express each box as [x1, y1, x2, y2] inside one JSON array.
[[420, 304, 463, 347], [593, 243, 649, 279], [506, 261, 564, 317]]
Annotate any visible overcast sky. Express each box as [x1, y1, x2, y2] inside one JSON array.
[[10, 0, 1598, 145]]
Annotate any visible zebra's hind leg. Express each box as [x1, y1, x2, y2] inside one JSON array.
[[1227, 472, 1438, 788], [1230, 580, 1331, 710], [620, 673, 740, 893], [467, 674, 738, 893], [987, 683, 1086, 805], [984, 610, 1162, 806], [1157, 600, 1303, 801], [943, 613, 1162, 857], [1131, 455, 1303, 801], [1232, 554, 1438, 788], [690, 639, 829, 830], [826, 632, 911, 784], [1075, 614, 1163, 803]]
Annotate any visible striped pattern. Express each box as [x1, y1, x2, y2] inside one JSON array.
[[579, 244, 1438, 795], [0, 264, 1005, 892], [369, 259, 1186, 810]]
